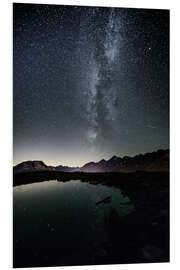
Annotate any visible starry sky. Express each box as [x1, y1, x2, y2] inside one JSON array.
[[13, 3, 169, 166]]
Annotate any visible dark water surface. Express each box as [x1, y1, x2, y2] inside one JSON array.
[[13, 180, 134, 267]]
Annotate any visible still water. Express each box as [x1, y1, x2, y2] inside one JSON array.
[[13, 179, 134, 267]]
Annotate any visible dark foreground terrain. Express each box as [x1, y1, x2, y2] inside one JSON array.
[[13, 171, 169, 267]]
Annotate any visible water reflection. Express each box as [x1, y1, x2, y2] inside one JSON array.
[[13, 179, 134, 267]]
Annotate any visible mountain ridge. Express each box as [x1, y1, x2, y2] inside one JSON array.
[[13, 149, 169, 174], [81, 149, 169, 172]]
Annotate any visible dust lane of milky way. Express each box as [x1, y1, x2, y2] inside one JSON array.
[[13, 4, 169, 166]]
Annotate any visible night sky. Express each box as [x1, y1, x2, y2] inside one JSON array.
[[13, 3, 169, 166]]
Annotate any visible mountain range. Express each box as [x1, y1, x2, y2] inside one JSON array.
[[13, 149, 169, 174]]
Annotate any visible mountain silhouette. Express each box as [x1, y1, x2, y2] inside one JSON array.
[[13, 149, 169, 174], [81, 149, 169, 172], [13, 160, 56, 174]]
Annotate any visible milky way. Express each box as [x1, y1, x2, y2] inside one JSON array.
[[13, 4, 169, 166], [84, 8, 119, 150]]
